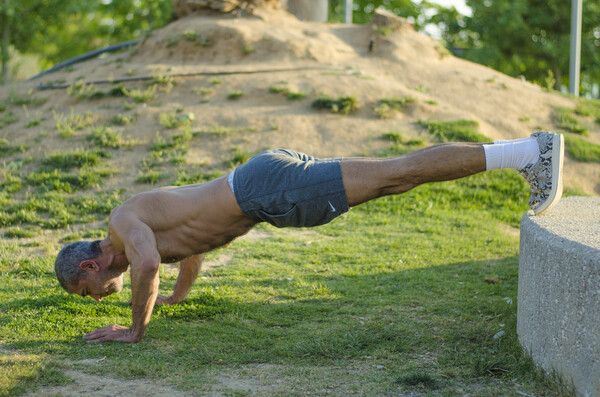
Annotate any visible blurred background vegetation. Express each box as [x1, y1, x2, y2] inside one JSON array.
[[1, 0, 599, 97]]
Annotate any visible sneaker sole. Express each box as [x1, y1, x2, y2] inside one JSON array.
[[534, 133, 564, 215]]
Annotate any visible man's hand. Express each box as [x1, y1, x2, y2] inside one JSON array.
[[155, 294, 179, 305], [84, 324, 140, 343]]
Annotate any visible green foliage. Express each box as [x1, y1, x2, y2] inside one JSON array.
[[564, 134, 600, 163], [419, 119, 490, 142], [312, 96, 358, 115], [0, 111, 19, 129], [328, 0, 422, 25], [269, 85, 306, 100], [8, 90, 47, 107], [0, 0, 174, 78], [434, 0, 600, 92]]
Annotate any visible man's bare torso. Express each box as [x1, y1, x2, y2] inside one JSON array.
[[107, 175, 256, 263]]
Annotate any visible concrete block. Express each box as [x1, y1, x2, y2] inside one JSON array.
[[518, 196, 600, 397]]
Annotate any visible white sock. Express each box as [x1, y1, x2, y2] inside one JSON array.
[[483, 138, 539, 170]]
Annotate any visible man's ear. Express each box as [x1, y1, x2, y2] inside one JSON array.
[[79, 260, 100, 272]]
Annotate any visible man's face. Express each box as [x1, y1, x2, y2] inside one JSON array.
[[70, 271, 124, 302]]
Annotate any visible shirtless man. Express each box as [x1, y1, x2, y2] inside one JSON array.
[[54, 131, 564, 343]]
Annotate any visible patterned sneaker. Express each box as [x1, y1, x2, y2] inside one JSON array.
[[518, 131, 564, 215]]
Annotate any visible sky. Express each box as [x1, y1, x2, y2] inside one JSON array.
[[427, 0, 472, 16]]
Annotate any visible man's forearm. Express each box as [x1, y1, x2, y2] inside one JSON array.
[[130, 260, 160, 340], [171, 254, 205, 302]]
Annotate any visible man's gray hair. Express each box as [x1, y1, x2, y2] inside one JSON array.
[[54, 240, 102, 291]]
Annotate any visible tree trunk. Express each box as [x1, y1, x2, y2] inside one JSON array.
[[1, 0, 10, 85], [286, 0, 328, 22]]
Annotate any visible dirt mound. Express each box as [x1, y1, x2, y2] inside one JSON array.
[[0, 7, 598, 197]]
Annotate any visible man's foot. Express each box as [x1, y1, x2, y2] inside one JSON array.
[[518, 131, 564, 215]]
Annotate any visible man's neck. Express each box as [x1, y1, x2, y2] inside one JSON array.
[[99, 238, 129, 272]]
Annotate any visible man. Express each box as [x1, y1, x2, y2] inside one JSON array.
[[55, 131, 564, 343]]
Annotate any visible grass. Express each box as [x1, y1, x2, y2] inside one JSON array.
[[269, 85, 306, 100], [0, 111, 19, 129], [0, 165, 574, 395], [0, 138, 27, 157], [553, 107, 588, 135], [312, 96, 358, 115], [419, 119, 491, 143], [87, 126, 135, 149], [125, 86, 157, 103], [375, 96, 416, 119], [159, 111, 195, 129], [564, 134, 600, 163], [54, 110, 98, 138], [42, 149, 110, 169]]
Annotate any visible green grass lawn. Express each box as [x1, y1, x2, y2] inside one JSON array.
[[0, 170, 573, 396]]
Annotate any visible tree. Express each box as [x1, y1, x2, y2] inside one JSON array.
[[0, 0, 174, 85], [432, 0, 600, 94], [328, 0, 423, 26]]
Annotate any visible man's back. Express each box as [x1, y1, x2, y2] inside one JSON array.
[[107, 174, 256, 263]]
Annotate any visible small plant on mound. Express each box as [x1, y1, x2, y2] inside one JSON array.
[[419, 119, 490, 142], [227, 91, 244, 100], [42, 149, 110, 169], [54, 110, 98, 138], [159, 110, 195, 129], [135, 169, 167, 185], [312, 96, 358, 115], [110, 114, 135, 126], [374, 96, 415, 119], [226, 146, 252, 168], [564, 134, 600, 163], [0, 111, 19, 129], [87, 126, 135, 149], [0, 138, 27, 157], [67, 81, 105, 100], [553, 107, 587, 135], [269, 85, 306, 101], [8, 90, 47, 107], [126, 85, 157, 103]]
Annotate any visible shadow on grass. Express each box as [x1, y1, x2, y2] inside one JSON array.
[[0, 255, 543, 396]]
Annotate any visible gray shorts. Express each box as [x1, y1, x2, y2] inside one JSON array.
[[231, 149, 349, 228]]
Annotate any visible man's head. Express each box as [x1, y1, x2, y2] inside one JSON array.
[[55, 240, 124, 302]]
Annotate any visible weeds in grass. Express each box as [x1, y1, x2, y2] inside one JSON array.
[[226, 146, 252, 168], [396, 371, 439, 389], [564, 134, 600, 163], [110, 114, 135, 126], [88, 126, 135, 149], [211, 78, 223, 85], [0, 138, 27, 157], [3, 226, 39, 238], [159, 111, 195, 129], [242, 45, 255, 54], [553, 107, 587, 135], [374, 96, 415, 118], [67, 81, 104, 100], [0, 111, 19, 129], [42, 149, 109, 169], [0, 171, 22, 193], [269, 85, 306, 101], [126, 85, 157, 103], [54, 109, 98, 138], [227, 91, 244, 100], [312, 96, 358, 115], [8, 90, 47, 107], [151, 73, 176, 92], [419, 119, 490, 142], [135, 169, 167, 184]]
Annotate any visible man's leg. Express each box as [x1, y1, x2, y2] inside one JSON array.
[[341, 132, 564, 215], [340, 142, 485, 206]]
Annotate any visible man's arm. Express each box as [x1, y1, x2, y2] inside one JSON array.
[[155, 254, 205, 305], [85, 219, 160, 343]]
